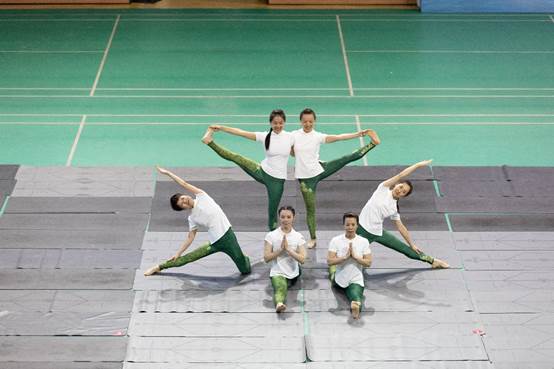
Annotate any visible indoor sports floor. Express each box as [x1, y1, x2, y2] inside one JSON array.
[[1, 8, 554, 369]]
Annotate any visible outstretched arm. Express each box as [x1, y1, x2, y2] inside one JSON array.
[[382, 159, 432, 188], [394, 219, 422, 254], [157, 166, 203, 195], [325, 129, 380, 144], [210, 125, 256, 141], [169, 229, 198, 261]]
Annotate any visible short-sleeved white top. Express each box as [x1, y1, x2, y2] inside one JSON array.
[[255, 130, 294, 180], [359, 182, 401, 236], [328, 234, 371, 288], [291, 129, 328, 179], [188, 192, 231, 244], [265, 227, 305, 279]]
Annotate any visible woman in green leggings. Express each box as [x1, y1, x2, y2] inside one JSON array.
[[292, 108, 381, 248], [201, 109, 293, 231], [328, 212, 372, 320], [264, 206, 306, 313], [143, 166, 251, 276], [357, 159, 449, 269]]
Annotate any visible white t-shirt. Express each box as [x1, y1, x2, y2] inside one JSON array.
[[265, 227, 305, 279], [188, 192, 231, 244], [255, 130, 294, 180], [359, 182, 401, 236], [328, 234, 371, 288], [291, 129, 328, 179]]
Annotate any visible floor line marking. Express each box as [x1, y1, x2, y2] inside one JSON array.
[[550, 15, 554, 23], [355, 115, 368, 166], [3, 113, 554, 117], [66, 115, 87, 167], [348, 49, 554, 54], [90, 15, 120, 97], [1, 94, 553, 99], [336, 15, 354, 97], [3, 87, 554, 91]]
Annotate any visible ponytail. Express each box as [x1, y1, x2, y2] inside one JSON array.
[[265, 128, 273, 150]]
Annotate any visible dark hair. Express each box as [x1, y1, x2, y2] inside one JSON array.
[[395, 180, 413, 213], [342, 212, 359, 224], [299, 108, 316, 121], [170, 193, 184, 211], [278, 205, 296, 216], [266, 109, 286, 150]]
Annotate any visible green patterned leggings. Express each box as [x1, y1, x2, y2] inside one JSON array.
[[158, 228, 251, 274], [271, 274, 299, 306], [208, 141, 285, 231], [328, 265, 364, 309], [299, 142, 376, 239], [356, 225, 434, 264]]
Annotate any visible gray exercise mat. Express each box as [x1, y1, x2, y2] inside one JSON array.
[[126, 336, 306, 363], [124, 363, 307, 369], [156, 166, 273, 182], [0, 249, 142, 269], [509, 178, 554, 198], [449, 214, 554, 232], [0, 179, 16, 195], [436, 197, 554, 213], [0, 165, 19, 180], [305, 333, 486, 361], [306, 362, 494, 369], [129, 312, 303, 337], [0, 337, 127, 362], [0, 213, 148, 232], [504, 166, 554, 182], [453, 232, 554, 251], [433, 166, 507, 181], [0, 269, 134, 289], [134, 289, 301, 313], [1, 363, 121, 369], [324, 165, 434, 181], [0, 229, 144, 249], [5, 197, 152, 214], [460, 250, 554, 271], [0, 311, 130, 336], [437, 179, 513, 198], [0, 290, 134, 313], [15, 166, 154, 181]]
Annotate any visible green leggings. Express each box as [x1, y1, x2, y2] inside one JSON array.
[[270, 274, 299, 306], [328, 265, 364, 308], [299, 142, 376, 239], [158, 228, 251, 274], [356, 224, 434, 265], [208, 141, 285, 231]]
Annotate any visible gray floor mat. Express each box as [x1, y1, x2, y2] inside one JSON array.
[[437, 179, 513, 198], [449, 214, 554, 232], [0, 337, 127, 362], [0, 249, 142, 269], [15, 166, 154, 181], [0, 165, 19, 180], [433, 166, 507, 181], [306, 362, 494, 369], [0, 179, 16, 195], [0, 290, 135, 313], [1, 363, 121, 369], [126, 336, 306, 363], [124, 364, 307, 369], [453, 232, 554, 251], [0, 269, 134, 289], [436, 197, 554, 213], [460, 250, 554, 270], [129, 312, 303, 337], [5, 197, 152, 214], [0, 213, 149, 232], [504, 166, 554, 182], [0, 229, 145, 249], [305, 333, 487, 361], [133, 289, 301, 313], [324, 165, 434, 181], [0, 311, 130, 336]]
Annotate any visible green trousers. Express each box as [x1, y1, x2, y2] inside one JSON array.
[[299, 142, 376, 239], [328, 265, 364, 309], [208, 141, 285, 231], [356, 224, 434, 264], [159, 228, 251, 274], [270, 274, 300, 306]]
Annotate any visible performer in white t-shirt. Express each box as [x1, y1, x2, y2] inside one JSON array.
[[201, 109, 293, 231], [144, 167, 251, 276], [292, 108, 380, 248], [358, 160, 449, 269], [327, 213, 372, 320], [263, 206, 306, 313]]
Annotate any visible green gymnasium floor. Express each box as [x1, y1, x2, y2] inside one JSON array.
[[1, 9, 553, 167]]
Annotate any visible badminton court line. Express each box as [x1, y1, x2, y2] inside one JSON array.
[[66, 115, 87, 167], [90, 15, 120, 97]]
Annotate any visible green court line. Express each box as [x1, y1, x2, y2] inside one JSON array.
[[299, 287, 311, 362], [444, 213, 453, 233], [0, 195, 10, 216]]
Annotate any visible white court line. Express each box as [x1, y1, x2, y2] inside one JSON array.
[[3, 113, 554, 118], [1, 94, 553, 98], [348, 49, 554, 54], [336, 15, 354, 97], [550, 15, 554, 23], [2, 86, 554, 91], [2, 18, 549, 23], [66, 115, 87, 167], [90, 15, 120, 97], [355, 115, 368, 166], [0, 50, 103, 54]]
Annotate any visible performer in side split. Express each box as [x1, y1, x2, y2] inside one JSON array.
[[263, 206, 306, 313], [357, 159, 449, 269], [292, 108, 380, 248], [327, 212, 372, 320], [201, 109, 294, 231], [144, 166, 251, 276]]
